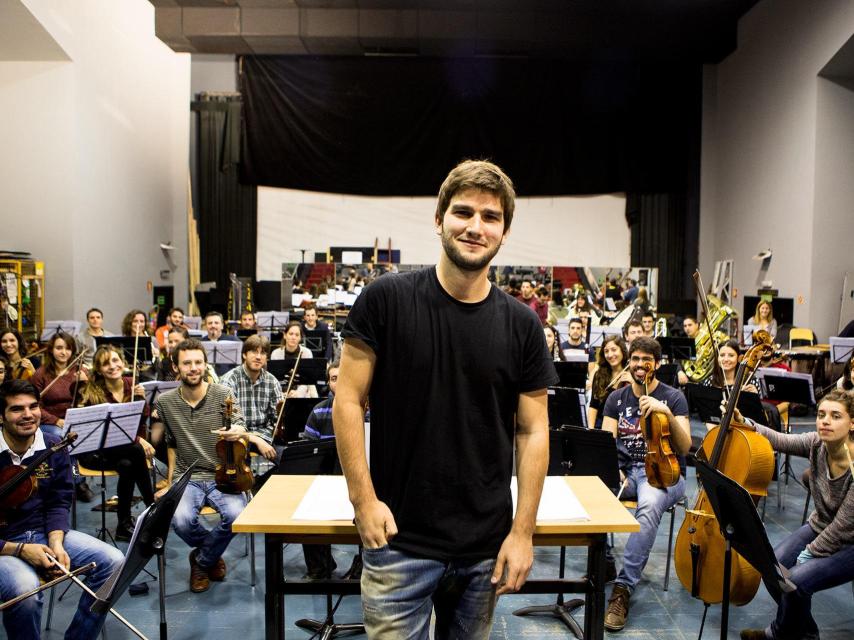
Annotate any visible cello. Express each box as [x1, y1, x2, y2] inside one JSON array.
[[640, 363, 681, 489], [214, 397, 254, 494], [673, 330, 776, 605]]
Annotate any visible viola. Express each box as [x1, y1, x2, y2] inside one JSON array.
[[214, 397, 254, 494], [641, 363, 681, 489], [0, 432, 77, 526]]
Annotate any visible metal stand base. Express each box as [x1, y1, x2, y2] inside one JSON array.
[[294, 594, 365, 639], [512, 546, 583, 639]]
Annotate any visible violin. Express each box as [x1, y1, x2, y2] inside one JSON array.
[[640, 363, 681, 489], [214, 397, 253, 494], [271, 347, 303, 445], [0, 432, 77, 526]]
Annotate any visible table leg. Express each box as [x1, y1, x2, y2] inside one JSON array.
[[584, 534, 606, 640], [265, 534, 284, 640]]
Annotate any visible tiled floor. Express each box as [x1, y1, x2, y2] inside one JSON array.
[[35, 416, 854, 639]]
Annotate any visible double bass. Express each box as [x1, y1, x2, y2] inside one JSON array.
[[673, 330, 776, 605], [214, 397, 253, 494]]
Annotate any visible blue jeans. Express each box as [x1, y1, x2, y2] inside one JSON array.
[[615, 463, 685, 591], [766, 524, 854, 640], [171, 480, 247, 569], [360, 545, 497, 640], [0, 529, 124, 640]]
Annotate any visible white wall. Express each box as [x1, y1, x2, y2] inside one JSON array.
[[702, 0, 854, 338], [0, 0, 190, 331], [256, 187, 629, 281]]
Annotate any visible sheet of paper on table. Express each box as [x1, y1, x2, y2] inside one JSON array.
[[291, 475, 590, 522]]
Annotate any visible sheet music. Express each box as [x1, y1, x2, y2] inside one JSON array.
[[829, 337, 854, 364], [63, 401, 145, 454], [201, 341, 242, 365], [291, 475, 590, 522], [140, 380, 180, 403]]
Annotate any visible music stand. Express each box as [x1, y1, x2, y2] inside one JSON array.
[[40, 320, 82, 341], [547, 387, 587, 429], [561, 349, 590, 364], [552, 361, 588, 390], [92, 463, 196, 640], [63, 401, 146, 544], [694, 458, 796, 640], [201, 341, 242, 374], [140, 381, 180, 406], [268, 358, 328, 386], [304, 328, 330, 358], [686, 384, 767, 426], [829, 337, 854, 364], [588, 326, 621, 350], [256, 311, 290, 332], [236, 329, 257, 340], [181, 316, 202, 330], [658, 337, 696, 362], [95, 336, 154, 364], [514, 427, 621, 638], [276, 440, 363, 638]]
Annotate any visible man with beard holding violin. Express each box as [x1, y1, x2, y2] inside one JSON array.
[[0, 380, 123, 640], [601, 336, 691, 631]]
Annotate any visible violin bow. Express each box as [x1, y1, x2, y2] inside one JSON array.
[[130, 331, 140, 393], [40, 349, 87, 395], [272, 347, 303, 438]]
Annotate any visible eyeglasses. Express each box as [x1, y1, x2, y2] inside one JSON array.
[[629, 355, 655, 364]]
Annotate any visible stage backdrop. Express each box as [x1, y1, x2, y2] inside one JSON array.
[[256, 187, 627, 281]]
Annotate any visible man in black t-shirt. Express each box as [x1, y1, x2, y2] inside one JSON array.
[[601, 336, 691, 631], [334, 160, 556, 639]]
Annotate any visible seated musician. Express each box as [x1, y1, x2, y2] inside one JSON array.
[[302, 305, 333, 360], [622, 319, 644, 346], [703, 339, 759, 432], [120, 309, 159, 381], [219, 335, 280, 462], [202, 311, 240, 377], [270, 322, 317, 398], [1, 330, 38, 381], [834, 353, 853, 391], [735, 389, 854, 640], [75, 308, 113, 368], [746, 299, 778, 341], [586, 336, 630, 430], [75, 345, 155, 541], [676, 315, 701, 386], [0, 379, 124, 640], [154, 306, 185, 350], [640, 311, 656, 337], [239, 310, 257, 332], [151, 338, 248, 594], [601, 336, 692, 631], [31, 332, 88, 431], [543, 324, 566, 362]]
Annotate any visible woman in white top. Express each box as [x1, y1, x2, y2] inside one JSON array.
[[746, 300, 778, 340], [271, 321, 317, 397]]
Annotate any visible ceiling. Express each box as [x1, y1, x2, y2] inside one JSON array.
[[149, 0, 760, 62], [0, 0, 68, 61]]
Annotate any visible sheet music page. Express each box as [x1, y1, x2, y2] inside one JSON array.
[[63, 401, 145, 454], [141, 380, 179, 403], [292, 476, 355, 521], [512, 476, 590, 521]]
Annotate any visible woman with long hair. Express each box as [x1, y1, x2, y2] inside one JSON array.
[[1, 329, 37, 380], [704, 339, 758, 431], [747, 300, 778, 340], [76, 345, 155, 540], [544, 324, 566, 362], [271, 321, 317, 397], [738, 389, 854, 640], [587, 336, 631, 430], [121, 308, 158, 381], [30, 331, 88, 428]]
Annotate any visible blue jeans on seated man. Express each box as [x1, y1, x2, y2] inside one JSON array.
[[361, 544, 497, 640], [172, 480, 247, 569], [764, 523, 854, 640], [610, 462, 685, 592], [0, 529, 124, 640]]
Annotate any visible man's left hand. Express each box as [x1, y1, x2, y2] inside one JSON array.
[[491, 531, 534, 596], [639, 395, 669, 418], [48, 541, 70, 571]]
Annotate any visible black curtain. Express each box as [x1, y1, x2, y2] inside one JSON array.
[[239, 56, 701, 198], [194, 94, 257, 290]]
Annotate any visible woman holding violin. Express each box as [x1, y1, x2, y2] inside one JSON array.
[[735, 388, 854, 640], [1, 330, 38, 381], [30, 331, 88, 429], [271, 321, 317, 398], [587, 335, 630, 430], [76, 345, 155, 541], [0, 379, 123, 640], [600, 336, 692, 632]]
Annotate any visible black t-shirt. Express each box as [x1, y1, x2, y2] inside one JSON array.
[[343, 267, 558, 562], [602, 380, 689, 466]]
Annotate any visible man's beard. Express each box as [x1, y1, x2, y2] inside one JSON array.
[[440, 228, 501, 272]]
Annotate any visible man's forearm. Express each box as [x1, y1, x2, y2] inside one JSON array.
[[165, 447, 176, 484], [333, 400, 376, 507], [512, 427, 549, 535]]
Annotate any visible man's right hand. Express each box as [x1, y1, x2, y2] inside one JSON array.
[[20, 544, 57, 570], [256, 439, 277, 461], [354, 499, 398, 549]]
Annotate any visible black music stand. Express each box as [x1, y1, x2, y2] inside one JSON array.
[[552, 361, 588, 390], [513, 427, 621, 638], [256, 311, 290, 332], [757, 368, 815, 489], [95, 336, 154, 364], [693, 459, 795, 640], [277, 441, 363, 638], [268, 357, 328, 386], [687, 384, 767, 426], [658, 337, 696, 362], [92, 463, 195, 640], [304, 328, 331, 359], [547, 387, 587, 429]]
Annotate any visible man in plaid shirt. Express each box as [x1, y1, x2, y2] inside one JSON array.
[[220, 334, 281, 461]]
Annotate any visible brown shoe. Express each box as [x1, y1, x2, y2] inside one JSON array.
[[740, 631, 769, 640], [208, 557, 227, 581], [604, 583, 631, 631], [189, 550, 210, 593]]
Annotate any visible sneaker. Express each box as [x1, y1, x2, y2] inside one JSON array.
[[208, 557, 227, 582], [604, 583, 631, 632], [75, 481, 95, 503], [115, 517, 136, 542], [189, 550, 210, 593]]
